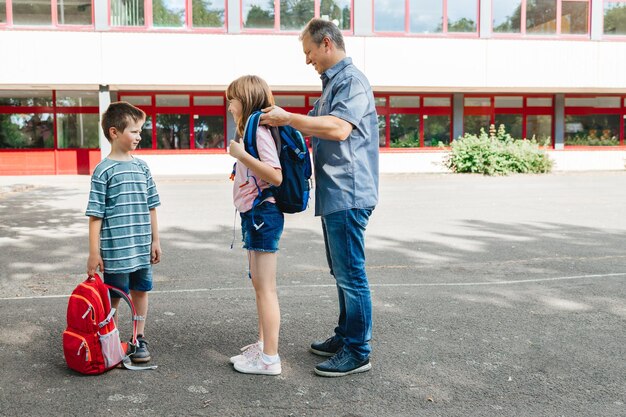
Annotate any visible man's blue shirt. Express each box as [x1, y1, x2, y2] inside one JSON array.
[[309, 57, 379, 216]]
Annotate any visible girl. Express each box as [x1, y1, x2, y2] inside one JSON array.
[[226, 75, 284, 376]]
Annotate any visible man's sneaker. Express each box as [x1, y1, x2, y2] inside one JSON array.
[[310, 336, 343, 357], [314, 347, 371, 377], [130, 336, 151, 363], [229, 342, 262, 364], [233, 352, 281, 376]]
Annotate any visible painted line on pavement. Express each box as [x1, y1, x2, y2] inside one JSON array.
[[1, 272, 625, 301]]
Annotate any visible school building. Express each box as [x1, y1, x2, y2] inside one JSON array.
[[1, 0, 625, 175]]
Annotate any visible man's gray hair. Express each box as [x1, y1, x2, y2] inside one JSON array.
[[300, 18, 345, 52]]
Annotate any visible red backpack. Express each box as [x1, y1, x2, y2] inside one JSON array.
[[62, 273, 155, 374]]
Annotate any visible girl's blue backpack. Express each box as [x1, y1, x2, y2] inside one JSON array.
[[240, 110, 312, 214]]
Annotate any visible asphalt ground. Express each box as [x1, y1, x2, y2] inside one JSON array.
[[1, 172, 625, 417]]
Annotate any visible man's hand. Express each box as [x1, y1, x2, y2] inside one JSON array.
[[229, 139, 247, 160], [260, 105, 291, 126], [87, 252, 104, 277]]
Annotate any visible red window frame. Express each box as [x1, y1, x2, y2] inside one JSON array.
[[376, 93, 453, 149], [118, 91, 229, 153], [240, 0, 354, 34], [563, 94, 626, 147], [0, 90, 102, 150], [107, 0, 228, 32], [464, 94, 555, 146], [372, 0, 480, 38], [491, 0, 591, 39], [1, 0, 94, 30]]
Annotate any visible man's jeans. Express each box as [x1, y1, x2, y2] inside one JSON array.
[[321, 208, 373, 360]]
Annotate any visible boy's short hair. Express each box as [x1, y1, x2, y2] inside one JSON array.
[[101, 101, 146, 142], [300, 18, 345, 52]]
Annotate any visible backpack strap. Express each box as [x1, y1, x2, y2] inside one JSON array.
[[243, 111, 263, 159], [104, 282, 158, 371], [104, 284, 138, 343], [244, 110, 277, 214], [279, 126, 306, 160], [121, 356, 157, 371]]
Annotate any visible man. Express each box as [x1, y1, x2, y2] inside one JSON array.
[[260, 18, 379, 377]]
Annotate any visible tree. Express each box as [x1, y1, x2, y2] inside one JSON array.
[[280, 0, 314, 30], [0, 115, 26, 148], [526, 0, 556, 33], [152, 0, 184, 27], [448, 17, 476, 32], [320, 0, 350, 29], [245, 4, 274, 28], [494, 2, 522, 33], [192, 0, 224, 27], [604, 3, 626, 34]]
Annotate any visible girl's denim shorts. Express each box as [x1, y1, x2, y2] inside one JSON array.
[[240, 202, 284, 253]]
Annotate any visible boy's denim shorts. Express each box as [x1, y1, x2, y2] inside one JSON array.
[[104, 267, 153, 298], [240, 202, 284, 253]]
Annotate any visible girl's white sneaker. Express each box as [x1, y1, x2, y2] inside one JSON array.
[[233, 353, 281, 376], [229, 342, 262, 364]]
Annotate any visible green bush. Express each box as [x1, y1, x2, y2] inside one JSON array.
[[444, 124, 553, 175]]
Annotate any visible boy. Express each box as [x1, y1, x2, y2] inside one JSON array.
[[86, 101, 162, 363]]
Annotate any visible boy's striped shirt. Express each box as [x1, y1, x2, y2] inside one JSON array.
[[86, 158, 160, 274]]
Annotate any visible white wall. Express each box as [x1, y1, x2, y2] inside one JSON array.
[[134, 150, 625, 176], [1, 31, 625, 92]]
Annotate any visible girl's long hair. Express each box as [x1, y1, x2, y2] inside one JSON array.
[[226, 75, 275, 137]]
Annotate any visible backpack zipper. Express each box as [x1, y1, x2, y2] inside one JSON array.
[[64, 330, 92, 361], [70, 294, 95, 322]]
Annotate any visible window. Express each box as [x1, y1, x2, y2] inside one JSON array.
[[390, 114, 420, 147], [194, 114, 224, 148], [111, 0, 145, 26], [526, 97, 553, 143], [320, 0, 350, 30], [0, 91, 53, 107], [157, 113, 190, 149], [493, 0, 590, 36], [119, 92, 228, 151], [495, 96, 523, 138], [57, 0, 93, 25], [56, 91, 99, 106], [280, 0, 314, 31], [242, 0, 274, 29], [604, 0, 626, 36], [375, 0, 478, 35], [464, 95, 553, 144], [56, 114, 99, 148], [3, 0, 93, 26], [12, 0, 52, 25], [153, 0, 186, 28], [275, 95, 306, 107], [0, 90, 100, 149], [564, 95, 624, 146], [192, 0, 226, 28], [242, 0, 352, 32], [110, 0, 225, 29], [0, 92, 53, 149], [377, 94, 452, 148], [0, 113, 54, 148]]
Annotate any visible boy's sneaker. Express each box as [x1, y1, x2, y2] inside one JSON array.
[[310, 336, 343, 357], [130, 336, 151, 363], [229, 342, 262, 364], [314, 347, 371, 377], [233, 353, 281, 376]]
